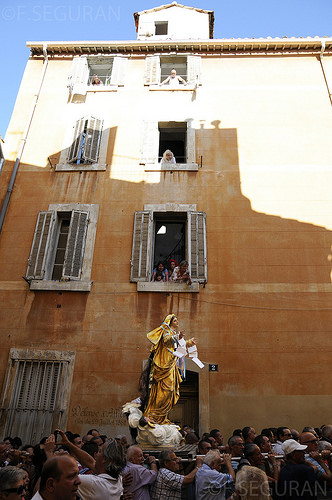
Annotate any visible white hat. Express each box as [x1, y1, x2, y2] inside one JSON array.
[[282, 439, 307, 455]]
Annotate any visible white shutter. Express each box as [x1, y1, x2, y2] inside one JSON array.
[[140, 121, 159, 164], [187, 211, 207, 282], [67, 117, 86, 163], [84, 117, 103, 163], [130, 211, 153, 282], [26, 211, 56, 280], [110, 56, 128, 86], [144, 55, 161, 85], [187, 55, 202, 85], [138, 21, 155, 37], [68, 56, 89, 96], [63, 210, 89, 280], [5, 360, 66, 445]]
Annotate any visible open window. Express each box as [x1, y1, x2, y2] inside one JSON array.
[[159, 122, 186, 163], [154, 214, 186, 267], [130, 205, 207, 291], [155, 21, 168, 35], [140, 120, 197, 169], [26, 203, 98, 291], [144, 54, 201, 86], [68, 55, 128, 96]]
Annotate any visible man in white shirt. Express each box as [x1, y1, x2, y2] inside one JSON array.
[[53, 430, 125, 500], [32, 456, 81, 500], [160, 69, 187, 87]]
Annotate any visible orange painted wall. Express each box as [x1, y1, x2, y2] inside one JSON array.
[[1, 47, 332, 441]]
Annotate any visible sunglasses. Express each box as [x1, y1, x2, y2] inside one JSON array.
[[2, 485, 25, 495]]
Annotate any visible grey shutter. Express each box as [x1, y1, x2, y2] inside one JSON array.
[[187, 211, 207, 282], [5, 360, 66, 445], [26, 211, 55, 279], [67, 117, 86, 163], [110, 56, 128, 86], [130, 211, 153, 282], [140, 121, 159, 164], [144, 55, 160, 85], [68, 56, 89, 95], [187, 55, 202, 85], [63, 210, 89, 280], [84, 117, 103, 163]]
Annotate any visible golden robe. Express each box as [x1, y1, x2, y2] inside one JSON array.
[[143, 314, 182, 425]]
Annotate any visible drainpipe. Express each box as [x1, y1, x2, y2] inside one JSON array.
[[320, 40, 332, 105], [0, 43, 49, 233]]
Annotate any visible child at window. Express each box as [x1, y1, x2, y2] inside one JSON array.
[[154, 271, 165, 282], [168, 259, 178, 280], [152, 261, 169, 281]]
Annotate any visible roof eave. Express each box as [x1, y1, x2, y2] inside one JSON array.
[[26, 37, 332, 56]]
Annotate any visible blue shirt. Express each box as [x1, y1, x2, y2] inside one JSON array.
[[195, 463, 233, 500]]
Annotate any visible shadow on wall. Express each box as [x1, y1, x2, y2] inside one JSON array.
[[0, 122, 332, 438], [0, 122, 331, 331]]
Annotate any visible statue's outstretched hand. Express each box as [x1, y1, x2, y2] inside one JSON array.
[[178, 329, 186, 339]]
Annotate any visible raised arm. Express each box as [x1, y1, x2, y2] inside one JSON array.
[[56, 429, 97, 472]]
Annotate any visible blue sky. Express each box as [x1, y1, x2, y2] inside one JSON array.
[[1, 0, 331, 138]]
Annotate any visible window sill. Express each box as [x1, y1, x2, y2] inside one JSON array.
[[137, 282, 199, 292], [144, 163, 198, 172], [148, 85, 197, 91], [30, 280, 92, 291], [55, 163, 106, 172], [86, 86, 119, 92]]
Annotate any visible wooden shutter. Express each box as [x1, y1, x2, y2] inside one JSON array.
[[187, 211, 207, 282], [63, 210, 89, 279], [26, 211, 55, 279], [68, 56, 89, 95], [5, 360, 66, 445], [110, 56, 128, 86], [84, 117, 103, 163], [144, 55, 160, 85], [130, 211, 153, 282], [67, 117, 86, 163], [187, 55, 202, 85], [140, 121, 159, 164]]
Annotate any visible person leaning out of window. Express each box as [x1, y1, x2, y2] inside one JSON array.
[[152, 262, 169, 282], [161, 149, 176, 165], [160, 68, 187, 87], [91, 75, 103, 86], [168, 259, 178, 279], [170, 260, 192, 285]]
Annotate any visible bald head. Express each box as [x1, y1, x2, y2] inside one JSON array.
[[126, 445, 144, 465], [299, 432, 318, 453], [40, 455, 80, 500], [322, 425, 332, 440], [299, 432, 317, 444]]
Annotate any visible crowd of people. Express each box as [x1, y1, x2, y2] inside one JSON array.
[[152, 260, 192, 285], [1, 424, 332, 499]]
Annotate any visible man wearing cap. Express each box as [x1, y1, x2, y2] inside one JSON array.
[[299, 432, 332, 486], [277, 439, 317, 499]]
